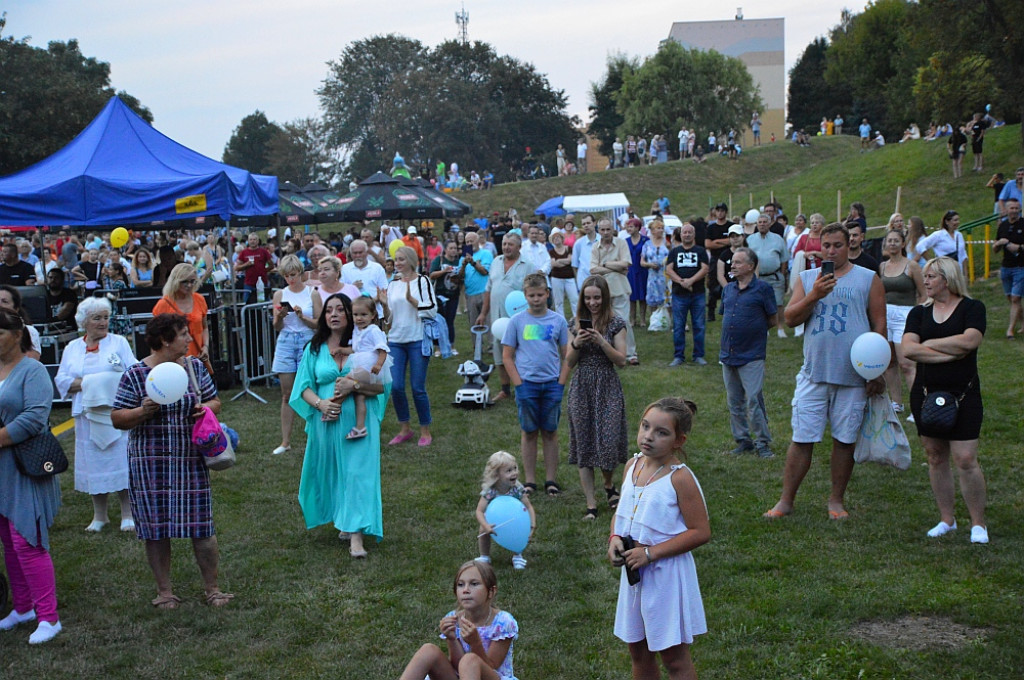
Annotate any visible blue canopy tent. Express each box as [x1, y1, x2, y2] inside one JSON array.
[[534, 195, 565, 218], [0, 96, 278, 227]]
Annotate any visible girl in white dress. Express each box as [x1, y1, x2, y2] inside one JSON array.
[[343, 295, 391, 440], [609, 397, 710, 680]]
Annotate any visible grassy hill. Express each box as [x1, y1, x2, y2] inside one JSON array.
[[466, 125, 1023, 231]]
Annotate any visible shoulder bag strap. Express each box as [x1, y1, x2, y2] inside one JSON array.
[[416, 275, 436, 310]]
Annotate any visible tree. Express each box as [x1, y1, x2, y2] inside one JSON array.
[[824, 0, 913, 134], [788, 37, 851, 133], [913, 52, 1002, 126], [0, 14, 152, 175], [615, 41, 762, 141], [266, 117, 337, 186], [222, 110, 281, 174], [588, 54, 637, 157], [318, 36, 577, 180]]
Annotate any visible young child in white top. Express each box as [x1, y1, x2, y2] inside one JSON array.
[[475, 451, 536, 570], [344, 296, 391, 440], [608, 396, 710, 679]]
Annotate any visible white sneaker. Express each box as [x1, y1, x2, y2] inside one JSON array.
[[511, 554, 527, 570], [906, 413, 915, 423], [927, 520, 956, 537], [0, 609, 36, 631], [28, 620, 61, 645], [970, 525, 989, 544], [777, 328, 788, 338], [891, 402, 904, 414], [474, 555, 491, 564], [120, 518, 136, 532]]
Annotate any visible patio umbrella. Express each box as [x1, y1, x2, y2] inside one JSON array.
[[327, 172, 454, 222], [534, 196, 565, 218]]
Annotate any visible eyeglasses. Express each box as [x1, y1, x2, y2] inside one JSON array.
[[181, 279, 198, 286]]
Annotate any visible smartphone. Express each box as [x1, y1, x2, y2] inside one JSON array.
[[279, 301, 293, 311], [579, 318, 593, 330], [462, 245, 473, 258], [618, 536, 642, 585], [821, 261, 835, 277]]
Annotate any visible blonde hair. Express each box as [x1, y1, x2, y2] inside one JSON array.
[[277, 254, 304, 277], [316, 254, 341, 276], [394, 246, 419, 270], [923, 257, 970, 303], [163, 263, 198, 298], [481, 451, 518, 492]]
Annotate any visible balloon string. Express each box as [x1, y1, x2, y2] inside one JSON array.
[[477, 517, 516, 538]]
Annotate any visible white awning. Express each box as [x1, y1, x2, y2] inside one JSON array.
[[561, 192, 631, 213]]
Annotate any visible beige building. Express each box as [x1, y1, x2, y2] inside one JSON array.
[[667, 15, 785, 145]]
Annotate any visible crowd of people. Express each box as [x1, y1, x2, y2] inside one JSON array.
[[0, 185, 1010, 677]]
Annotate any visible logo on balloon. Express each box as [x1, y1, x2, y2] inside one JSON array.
[[849, 332, 891, 380]]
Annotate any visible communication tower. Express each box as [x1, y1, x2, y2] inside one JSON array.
[[455, 3, 469, 44]]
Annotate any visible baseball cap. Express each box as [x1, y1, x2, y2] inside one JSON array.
[[407, 226, 417, 234], [728, 225, 745, 236]]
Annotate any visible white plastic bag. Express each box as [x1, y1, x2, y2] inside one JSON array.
[[854, 394, 911, 470], [648, 306, 669, 332]]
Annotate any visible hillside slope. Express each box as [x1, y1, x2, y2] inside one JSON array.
[[468, 126, 1023, 229]]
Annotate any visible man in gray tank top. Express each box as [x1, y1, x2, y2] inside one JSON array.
[[764, 222, 887, 520]]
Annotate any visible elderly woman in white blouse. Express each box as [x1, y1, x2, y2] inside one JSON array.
[[54, 297, 138, 532]]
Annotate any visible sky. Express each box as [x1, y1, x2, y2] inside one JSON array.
[[4, 0, 866, 162]]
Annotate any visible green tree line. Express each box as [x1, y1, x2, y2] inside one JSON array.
[[788, 0, 1024, 147]]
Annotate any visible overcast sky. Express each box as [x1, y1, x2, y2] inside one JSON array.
[[5, 0, 864, 161]]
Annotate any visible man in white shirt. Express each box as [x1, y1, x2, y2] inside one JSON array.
[[520, 224, 552, 282], [576, 138, 588, 174], [571, 214, 598, 290], [341, 239, 389, 314]]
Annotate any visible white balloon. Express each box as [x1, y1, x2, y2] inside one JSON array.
[[850, 332, 891, 380], [490, 317, 511, 343], [744, 208, 760, 225], [145, 362, 189, 404]]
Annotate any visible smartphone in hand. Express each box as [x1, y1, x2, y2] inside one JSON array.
[[821, 261, 835, 277]]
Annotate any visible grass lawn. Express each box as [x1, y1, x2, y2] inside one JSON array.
[[3, 275, 1022, 679]]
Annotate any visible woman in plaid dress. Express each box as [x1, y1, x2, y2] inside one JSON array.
[[112, 314, 233, 609]]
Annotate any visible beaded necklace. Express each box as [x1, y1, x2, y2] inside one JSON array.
[[628, 459, 666, 529]]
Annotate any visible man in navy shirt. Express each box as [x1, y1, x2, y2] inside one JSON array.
[[720, 248, 777, 458]]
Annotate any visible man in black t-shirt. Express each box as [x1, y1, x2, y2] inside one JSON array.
[[847, 223, 879, 273], [0, 242, 36, 286], [716, 226, 747, 290], [667, 223, 709, 366], [764, 202, 786, 238], [44, 269, 78, 328], [994, 197, 1024, 336], [704, 203, 733, 321]]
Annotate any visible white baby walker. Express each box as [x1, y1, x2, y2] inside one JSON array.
[[452, 325, 495, 408]]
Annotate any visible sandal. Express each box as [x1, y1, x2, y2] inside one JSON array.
[[204, 591, 235, 607], [544, 480, 562, 496], [522, 482, 537, 496], [151, 594, 181, 610], [346, 427, 368, 440], [583, 507, 598, 521], [605, 486, 620, 510]]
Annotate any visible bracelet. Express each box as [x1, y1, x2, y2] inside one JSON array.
[[313, 398, 321, 410], [609, 533, 620, 545], [644, 547, 654, 563], [571, 341, 580, 350]]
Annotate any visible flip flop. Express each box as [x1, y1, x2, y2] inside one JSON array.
[[151, 594, 182, 610], [828, 509, 849, 521], [204, 591, 235, 607], [762, 508, 789, 519]]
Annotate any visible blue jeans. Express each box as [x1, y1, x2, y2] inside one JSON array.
[[388, 341, 432, 425], [671, 292, 705, 360]]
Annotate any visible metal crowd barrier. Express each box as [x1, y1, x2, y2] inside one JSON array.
[[230, 300, 277, 403]]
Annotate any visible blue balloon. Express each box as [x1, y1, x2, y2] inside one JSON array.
[[484, 495, 531, 553], [504, 290, 527, 316]]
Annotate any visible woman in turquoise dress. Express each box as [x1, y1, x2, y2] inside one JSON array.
[[289, 293, 390, 558]]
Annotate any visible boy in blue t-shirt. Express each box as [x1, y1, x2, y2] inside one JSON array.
[[501, 273, 570, 495]]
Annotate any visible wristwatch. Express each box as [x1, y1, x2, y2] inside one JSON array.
[[352, 381, 361, 392]]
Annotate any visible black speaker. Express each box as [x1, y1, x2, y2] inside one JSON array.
[[212, 359, 235, 390]]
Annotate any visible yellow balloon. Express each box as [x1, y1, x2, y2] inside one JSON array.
[[388, 238, 403, 258], [111, 227, 129, 248]]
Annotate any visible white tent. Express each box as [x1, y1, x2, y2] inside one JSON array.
[[561, 192, 631, 213]]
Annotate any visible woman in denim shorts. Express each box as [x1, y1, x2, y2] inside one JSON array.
[[271, 254, 321, 455]]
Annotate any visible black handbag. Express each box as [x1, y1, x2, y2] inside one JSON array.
[[11, 429, 69, 478], [920, 377, 974, 435]]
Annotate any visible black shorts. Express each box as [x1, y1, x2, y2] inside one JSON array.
[[910, 380, 983, 441], [971, 139, 984, 154]]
